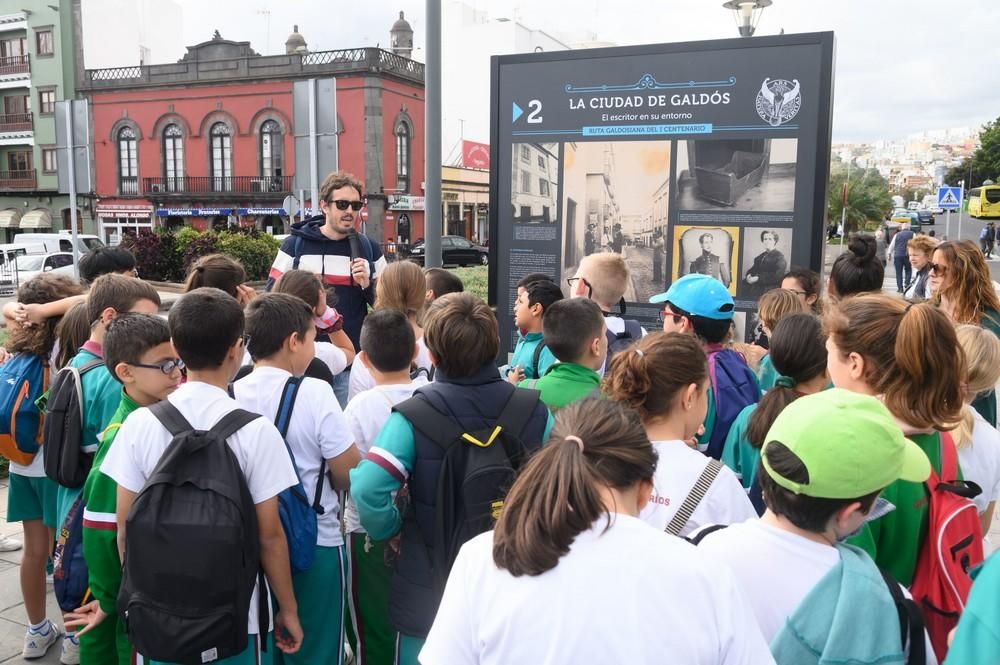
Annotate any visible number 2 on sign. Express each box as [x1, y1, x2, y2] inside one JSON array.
[[526, 99, 543, 124]]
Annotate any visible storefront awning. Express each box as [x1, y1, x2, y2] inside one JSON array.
[[20, 209, 51, 229], [0, 208, 22, 228]]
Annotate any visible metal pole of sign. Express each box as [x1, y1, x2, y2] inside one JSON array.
[[308, 80, 320, 221], [424, 0, 442, 268], [958, 180, 964, 241], [946, 209, 950, 240], [64, 102, 80, 279]]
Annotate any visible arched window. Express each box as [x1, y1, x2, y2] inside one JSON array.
[[260, 120, 283, 188], [210, 122, 232, 191], [395, 121, 410, 193], [118, 126, 138, 195], [163, 123, 184, 192]]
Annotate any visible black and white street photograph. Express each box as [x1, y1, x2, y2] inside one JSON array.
[[511, 142, 559, 224], [561, 140, 671, 301], [738, 227, 792, 299], [676, 138, 797, 211]]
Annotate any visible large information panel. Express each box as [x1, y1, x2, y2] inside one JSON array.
[[488, 33, 835, 353]]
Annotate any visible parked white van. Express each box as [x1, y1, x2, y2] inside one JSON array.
[[0, 243, 44, 295], [12, 232, 104, 255]]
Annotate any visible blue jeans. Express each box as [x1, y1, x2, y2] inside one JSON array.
[[894, 254, 911, 292], [333, 366, 351, 408]]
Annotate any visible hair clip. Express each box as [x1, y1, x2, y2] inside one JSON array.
[[775, 376, 797, 389], [634, 348, 645, 358], [564, 435, 585, 452]]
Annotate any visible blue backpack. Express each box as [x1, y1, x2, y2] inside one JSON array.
[[706, 346, 761, 460], [272, 377, 326, 574], [0, 353, 48, 466], [53, 494, 89, 612]]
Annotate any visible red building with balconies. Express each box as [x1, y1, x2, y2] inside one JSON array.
[[79, 28, 425, 246]]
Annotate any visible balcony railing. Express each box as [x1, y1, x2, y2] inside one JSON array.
[[0, 169, 35, 189], [0, 54, 29, 76], [119, 176, 139, 196], [0, 112, 31, 132], [142, 175, 292, 196]]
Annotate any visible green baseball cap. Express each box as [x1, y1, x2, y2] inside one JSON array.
[[761, 389, 931, 499]]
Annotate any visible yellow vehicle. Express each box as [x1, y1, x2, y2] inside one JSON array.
[[969, 185, 1000, 219]]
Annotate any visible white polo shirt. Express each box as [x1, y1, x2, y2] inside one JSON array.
[[101, 380, 298, 635], [640, 440, 757, 537], [420, 513, 774, 665], [232, 366, 356, 547]]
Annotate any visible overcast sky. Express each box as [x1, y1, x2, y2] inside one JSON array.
[[173, 0, 998, 144]]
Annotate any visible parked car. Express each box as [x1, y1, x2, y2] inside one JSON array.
[[408, 235, 488, 267], [15, 252, 76, 283], [13, 232, 104, 255], [916, 209, 934, 225]]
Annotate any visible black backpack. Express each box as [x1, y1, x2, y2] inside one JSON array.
[[118, 402, 266, 664], [393, 388, 541, 591], [605, 319, 643, 365], [42, 358, 105, 488]]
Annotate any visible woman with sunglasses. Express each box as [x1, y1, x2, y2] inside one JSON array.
[[929, 239, 1000, 425]]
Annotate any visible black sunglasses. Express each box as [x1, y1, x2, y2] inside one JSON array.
[[330, 200, 364, 211], [929, 262, 948, 275]]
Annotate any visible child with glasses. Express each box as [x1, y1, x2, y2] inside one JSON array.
[[53, 274, 162, 664], [67, 314, 183, 664]]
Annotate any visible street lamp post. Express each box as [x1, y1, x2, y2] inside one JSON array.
[[722, 0, 772, 37]]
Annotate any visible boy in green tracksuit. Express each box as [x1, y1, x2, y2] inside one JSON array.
[[504, 278, 562, 383], [519, 298, 607, 409], [66, 313, 183, 663]]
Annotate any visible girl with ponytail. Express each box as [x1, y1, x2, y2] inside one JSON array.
[[953, 324, 1000, 534], [722, 313, 829, 508], [421, 399, 774, 665], [604, 332, 755, 537], [825, 294, 965, 586]]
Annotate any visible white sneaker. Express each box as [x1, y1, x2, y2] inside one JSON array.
[[59, 634, 80, 665], [0, 535, 22, 552], [22, 622, 61, 659]]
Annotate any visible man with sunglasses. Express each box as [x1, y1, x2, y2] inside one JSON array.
[[266, 171, 387, 406]]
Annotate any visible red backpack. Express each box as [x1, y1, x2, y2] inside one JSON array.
[[909, 432, 983, 663]]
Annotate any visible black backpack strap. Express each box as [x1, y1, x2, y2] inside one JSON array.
[[879, 567, 926, 665], [291, 235, 304, 269], [79, 358, 105, 375], [495, 387, 541, 441], [531, 342, 547, 378], [393, 397, 463, 451], [210, 408, 262, 442], [665, 459, 724, 536], [313, 457, 327, 515], [686, 523, 729, 546], [149, 400, 195, 438]]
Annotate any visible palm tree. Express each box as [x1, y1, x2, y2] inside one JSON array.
[[827, 165, 892, 234]]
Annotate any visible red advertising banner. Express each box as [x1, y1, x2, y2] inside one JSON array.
[[462, 140, 491, 169]]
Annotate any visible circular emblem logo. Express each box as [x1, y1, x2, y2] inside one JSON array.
[[755, 78, 801, 127]]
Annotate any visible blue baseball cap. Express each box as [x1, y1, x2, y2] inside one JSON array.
[[650, 274, 735, 320]]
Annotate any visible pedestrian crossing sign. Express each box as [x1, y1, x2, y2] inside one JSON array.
[[938, 186, 962, 210]]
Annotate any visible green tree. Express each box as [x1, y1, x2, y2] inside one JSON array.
[[827, 163, 892, 233], [973, 118, 1000, 183], [944, 158, 987, 189]]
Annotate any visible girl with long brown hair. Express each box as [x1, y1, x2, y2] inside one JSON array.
[[347, 260, 433, 401], [3, 274, 84, 658], [929, 239, 1000, 426], [420, 399, 773, 665], [722, 313, 828, 507], [184, 253, 257, 305], [604, 332, 755, 536], [825, 294, 965, 586]]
